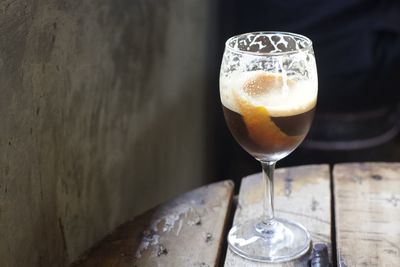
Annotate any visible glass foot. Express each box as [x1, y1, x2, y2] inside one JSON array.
[[228, 218, 310, 263]]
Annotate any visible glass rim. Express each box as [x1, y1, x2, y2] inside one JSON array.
[[225, 31, 313, 56]]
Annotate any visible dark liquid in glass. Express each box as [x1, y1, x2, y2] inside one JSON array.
[[223, 105, 315, 159]]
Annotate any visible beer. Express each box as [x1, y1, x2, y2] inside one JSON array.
[[220, 71, 317, 161], [221, 32, 317, 262]]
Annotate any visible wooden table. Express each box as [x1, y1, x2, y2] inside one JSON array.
[[72, 163, 400, 267]]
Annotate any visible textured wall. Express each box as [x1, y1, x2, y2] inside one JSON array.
[[0, 0, 214, 266]]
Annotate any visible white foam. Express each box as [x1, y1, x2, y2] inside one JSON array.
[[220, 71, 317, 117]]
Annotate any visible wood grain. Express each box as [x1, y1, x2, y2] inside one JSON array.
[[334, 162, 400, 267], [224, 164, 331, 266], [72, 180, 234, 267]]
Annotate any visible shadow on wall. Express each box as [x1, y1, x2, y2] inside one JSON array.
[[214, 0, 400, 181]]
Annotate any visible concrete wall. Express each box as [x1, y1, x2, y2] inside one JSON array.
[[0, 0, 214, 266]]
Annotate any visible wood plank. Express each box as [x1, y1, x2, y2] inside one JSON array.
[[72, 180, 234, 267], [224, 164, 331, 266], [334, 162, 400, 266]]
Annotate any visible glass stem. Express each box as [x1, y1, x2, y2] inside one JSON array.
[[261, 161, 276, 224]]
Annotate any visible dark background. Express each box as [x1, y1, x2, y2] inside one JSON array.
[[209, 0, 400, 183]]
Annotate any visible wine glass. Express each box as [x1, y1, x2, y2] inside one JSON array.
[[220, 31, 318, 262]]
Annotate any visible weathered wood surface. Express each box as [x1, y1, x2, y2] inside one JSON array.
[[224, 164, 331, 266], [72, 180, 234, 267], [334, 162, 400, 267]]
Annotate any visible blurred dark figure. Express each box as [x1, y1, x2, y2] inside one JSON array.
[[215, 0, 400, 181]]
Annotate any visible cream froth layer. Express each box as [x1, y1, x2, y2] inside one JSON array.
[[220, 71, 317, 117]]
